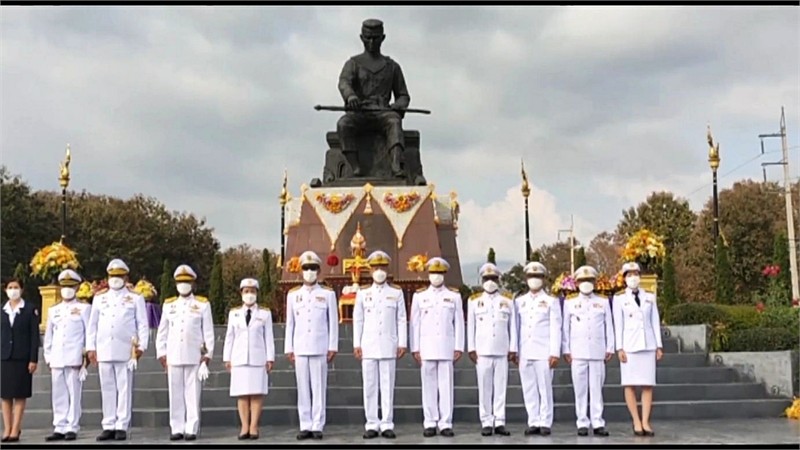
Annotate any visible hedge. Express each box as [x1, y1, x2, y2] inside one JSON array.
[[725, 327, 798, 352]]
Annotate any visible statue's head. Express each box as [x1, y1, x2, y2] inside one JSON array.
[[360, 19, 385, 55]]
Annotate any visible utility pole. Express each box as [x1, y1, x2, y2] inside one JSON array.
[[759, 106, 799, 301], [558, 215, 576, 274]]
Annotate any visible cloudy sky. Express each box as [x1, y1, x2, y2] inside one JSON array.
[[2, 6, 798, 267]]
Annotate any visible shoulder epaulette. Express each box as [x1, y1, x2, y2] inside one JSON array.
[[566, 293, 579, 300], [595, 294, 608, 300], [289, 285, 302, 293], [415, 286, 427, 293], [614, 289, 626, 297], [644, 287, 657, 295], [448, 286, 460, 293], [258, 304, 271, 311], [230, 305, 242, 311], [360, 284, 371, 290], [95, 288, 109, 295], [389, 283, 402, 290], [194, 295, 209, 303], [320, 285, 334, 291], [469, 292, 482, 301], [501, 292, 513, 299], [164, 296, 178, 304]]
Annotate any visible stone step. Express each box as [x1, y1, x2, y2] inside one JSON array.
[[33, 367, 744, 391], [18, 399, 791, 429], [27, 383, 771, 410]]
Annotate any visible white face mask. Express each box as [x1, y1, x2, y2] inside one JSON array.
[[302, 270, 318, 284], [626, 275, 641, 289], [372, 269, 387, 284], [527, 278, 544, 291], [176, 283, 193, 296], [482, 280, 499, 293], [242, 293, 257, 305], [108, 277, 125, 290], [61, 287, 76, 300], [5, 288, 21, 301], [579, 281, 594, 295], [429, 274, 444, 287]]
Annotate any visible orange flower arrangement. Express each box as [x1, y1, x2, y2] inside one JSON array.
[[384, 192, 421, 213], [407, 254, 429, 272], [286, 256, 302, 273], [621, 229, 666, 272], [29, 241, 80, 283], [316, 193, 356, 214]]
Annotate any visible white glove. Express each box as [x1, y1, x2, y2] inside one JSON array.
[[197, 361, 209, 382], [78, 367, 88, 382], [127, 358, 138, 371]]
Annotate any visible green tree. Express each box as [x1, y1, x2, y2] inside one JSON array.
[[533, 240, 580, 278], [660, 251, 678, 315], [715, 238, 735, 305], [209, 253, 225, 324], [575, 247, 587, 269], [259, 249, 274, 308], [487, 248, 496, 264], [616, 191, 697, 252], [587, 231, 622, 275], [159, 259, 176, 302], [531, 251, 542, 262], [12, 263, 35, 305], [500, 263, 526, 297], [221, 244, 262, 310]]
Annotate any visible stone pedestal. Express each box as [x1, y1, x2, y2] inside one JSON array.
[[38, 285, 61, 333]]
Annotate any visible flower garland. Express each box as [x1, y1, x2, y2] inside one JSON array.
[[29, 241, 80, 283], [383, 192, 421, 213], [621, 228, 666, 272], [407, 254, 429, 273], [315, 193, 356, 214], [551, 272, 577, 296]]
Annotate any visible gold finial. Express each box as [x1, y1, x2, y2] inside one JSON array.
[[279, 169, 289, 206], [59, 144, 71, 189], [521, 159, 531, 198], [449, 191, 460, 229], [363, 183, 374, 215], [350, 222, 366, 258], [707, 124, 720, 171]]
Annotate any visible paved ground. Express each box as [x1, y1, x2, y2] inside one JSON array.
[[3, 418, 798, 445]]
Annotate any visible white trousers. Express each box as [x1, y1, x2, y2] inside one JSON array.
[[476, 356, 507, 428], [98, 362, 134, 431], [571, 359, 606, 429], [362, 358, 396, 432], [519, 359, 554, 427], [168, 364, 201, 435], [51, 367, 83, 433], [420, 360, 454, 430], [295, 355, 327, 432]]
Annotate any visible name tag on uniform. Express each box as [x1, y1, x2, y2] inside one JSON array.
[[592, 303, 603, 309], [443, 298, 453, 303], [123, 296, 133, 303], [315, 296, 326, 302], [70, 308, 81, 315], [190, 304, 200, 313]]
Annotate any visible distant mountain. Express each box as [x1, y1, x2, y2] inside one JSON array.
[[460, 260, 519, 286]]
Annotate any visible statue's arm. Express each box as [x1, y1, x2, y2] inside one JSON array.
[[338, 59, 358, 103], [391, 62, 410, 109]]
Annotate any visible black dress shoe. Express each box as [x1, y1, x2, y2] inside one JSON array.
[[45, 432, 66, 441], [633, 426, 645, 437], [481, 426, 493, 436], [96, 430, 115, 441], [0, 436, 8, 443], [64, 432, 77, 441], [423, 427, 437, 437], [311, 431, 323, 440], [440, 428, 455, 437], [524, 427, 541, 436], [6, 435, 19, 443], [184, 434, 197, 441], [541, 427, 552, 436], [593, 427, 609, 437], [170, 433, 184, 441], [296, 430, 312, 440], [249, 433, 259, 440], [363, 430, 379, 439], [494, 426, 510, 436], [577, 427, 589, 436], [643, 429, 655, 437], [114, 430, 127, 441], [381, 430, 396, 439], [238, 433, 250, 440]]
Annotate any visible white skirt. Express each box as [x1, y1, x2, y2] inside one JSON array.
[[620, 350, 656, 386], [230, 365, 269, 397]]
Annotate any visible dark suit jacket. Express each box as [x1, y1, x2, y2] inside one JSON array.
[[1, 300, 40, 362]]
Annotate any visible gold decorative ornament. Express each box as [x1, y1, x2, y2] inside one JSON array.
[[59, 144, 71, 189], [707, 124, 721, 171], [363, 183, 374, 215]]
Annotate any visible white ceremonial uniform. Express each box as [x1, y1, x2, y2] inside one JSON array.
[[467, 291, 517, 428], [562, 292, 614, 429], [86, 287, 149, 432], [285, 283, 339, 432], [155, 294, 215, 435], [515, 290, 562, 428], [353, 282, 407, 432], [410, 285, 465, 431], [44, 299, 91, 434], [223, 305, 276, 396], [612, 288, 662, 386]]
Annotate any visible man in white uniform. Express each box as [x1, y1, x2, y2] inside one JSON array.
[[410, 257, 464, 438], [86, 259, 149, 441], [156, 264, 215, 441], [467, 262, 516, 437], [285, 251, 338, 440], [353, 250, 407, 439], [514, 261, 561, 436], [43, 269, 91, 442], [562, 265, 613, 437]]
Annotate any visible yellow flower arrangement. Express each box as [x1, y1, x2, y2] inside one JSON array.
[[133, 278, 158, 301], [287, 256, 302, 274], [384, 192, 421, 213], [407, 254, 429, 273], [29, 241, 80, 283], [784, 397, 800, 419], [76, 281, 94, 300], [621, 229, 666, 272]]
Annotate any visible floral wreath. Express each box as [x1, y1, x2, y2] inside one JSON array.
[[383, 192, 421, 213], [315, 193, 356, 214]]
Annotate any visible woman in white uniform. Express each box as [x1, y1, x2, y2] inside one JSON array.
[[223, 278, 275, 440], [612, 262, 663, 437]]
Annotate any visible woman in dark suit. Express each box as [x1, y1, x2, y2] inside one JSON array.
[[1, 279, 40, 442]]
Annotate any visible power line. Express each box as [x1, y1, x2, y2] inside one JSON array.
[[684, 152, 770, 198]]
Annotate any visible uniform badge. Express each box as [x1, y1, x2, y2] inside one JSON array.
[[538, 300, 547, 307], [477, 300, 484, 308], [70, 307, 80, 315], [190, 304, 200, 312], [316, 296, 326, 302], [500, 301, 509, 309], [592, 303, 603, 309], [444, 298, 453, 303]]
